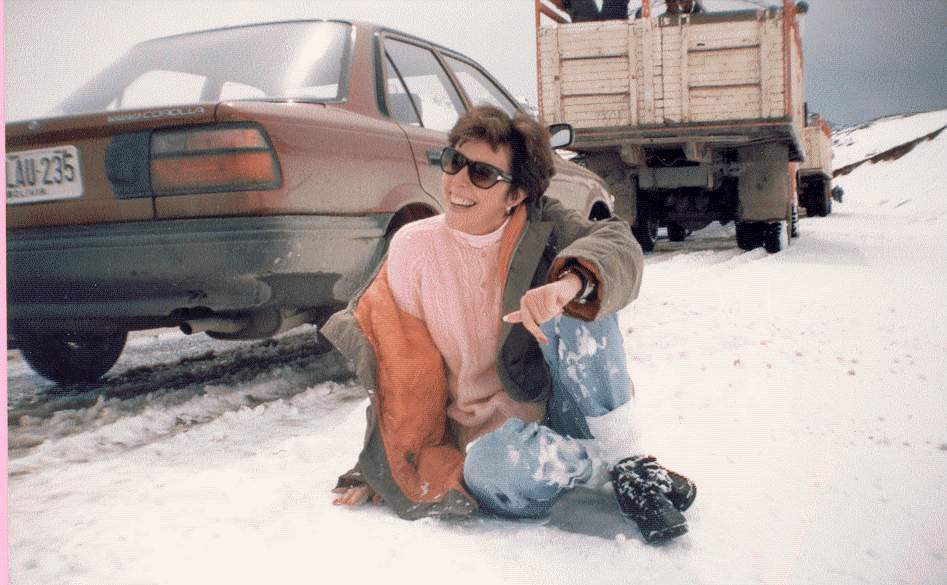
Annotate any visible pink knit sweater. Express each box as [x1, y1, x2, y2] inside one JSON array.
[[387, 215, 545, 448]]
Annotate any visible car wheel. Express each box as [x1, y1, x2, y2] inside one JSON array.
[[667, 222, 688, 242], [19, 330, 127, 384]]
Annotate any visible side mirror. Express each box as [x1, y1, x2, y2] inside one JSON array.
[[548, 123, 575, 149]]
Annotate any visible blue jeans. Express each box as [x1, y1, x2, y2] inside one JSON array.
[[463, 313, 634, 518]]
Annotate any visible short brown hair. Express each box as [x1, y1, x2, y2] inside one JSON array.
[[448, 105, 556, 206]]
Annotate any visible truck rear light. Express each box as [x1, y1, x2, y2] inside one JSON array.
[[150, 124, 281, 195]]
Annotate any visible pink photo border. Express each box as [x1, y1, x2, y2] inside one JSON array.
[[2, 1, 11, 584]]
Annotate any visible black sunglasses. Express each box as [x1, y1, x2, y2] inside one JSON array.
[[440, 147, 513, 190]]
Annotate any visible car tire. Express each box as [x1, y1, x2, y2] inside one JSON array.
[[19, 330, 127, 384]]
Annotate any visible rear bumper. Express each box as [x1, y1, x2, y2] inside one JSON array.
[[7, 214, 391, 326]]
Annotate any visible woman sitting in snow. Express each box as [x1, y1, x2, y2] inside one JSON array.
[[323, 105, 695, 543]]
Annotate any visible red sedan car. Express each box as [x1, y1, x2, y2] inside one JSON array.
[[6, 20, 615, 384]]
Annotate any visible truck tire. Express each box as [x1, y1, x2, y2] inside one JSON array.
[[809, 181, 830, 217], [19, 330, 127, 384], [632, 215, 657, 252], [667, 222, 689, 242], [763, 221, 786, 253], [790, 204, 800, 238], [735, 221, 761, 251], [631, 195, 657, 252], [800, 176, 830, 218]]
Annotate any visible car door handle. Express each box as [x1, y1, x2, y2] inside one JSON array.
[[426, 148, 443, 166]]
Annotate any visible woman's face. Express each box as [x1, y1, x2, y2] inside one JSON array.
[[441, 140, 526, 235]]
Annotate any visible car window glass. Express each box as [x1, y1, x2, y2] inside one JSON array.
[[120, 70, 207, 109], [220, 81, 267, 100], [384, 38, 464, 132], [49, 22, 351, 119], [284, 84, 340, 99], [443, 55, 518, 116], [384, 56, 421, 126]]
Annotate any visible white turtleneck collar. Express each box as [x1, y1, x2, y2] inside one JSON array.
[[447, 217, 510, 249]]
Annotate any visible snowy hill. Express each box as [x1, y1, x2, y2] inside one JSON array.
[[7, 113, 947, 585], [834, 118, 947, 222], [832, 107, 947, 171]]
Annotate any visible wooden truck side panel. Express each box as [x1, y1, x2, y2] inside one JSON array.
[[539, 9, 803, 142], [800, 124, 833, 178]]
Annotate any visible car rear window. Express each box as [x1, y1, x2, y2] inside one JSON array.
[[51, 21, 352, 117]]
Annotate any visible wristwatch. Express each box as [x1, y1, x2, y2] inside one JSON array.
[[558, 260, 597, 305]]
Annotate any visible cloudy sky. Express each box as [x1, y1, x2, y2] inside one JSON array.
[[801, 0, 946, 126], [4, 0, 946, 126]]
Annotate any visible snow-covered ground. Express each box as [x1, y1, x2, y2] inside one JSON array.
[[832, 108, 947, 170], [7, 111, 947, 585]]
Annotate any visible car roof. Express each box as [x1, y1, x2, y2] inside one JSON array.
[[136, 18, 355, 44], [136, 18, 475, 60]]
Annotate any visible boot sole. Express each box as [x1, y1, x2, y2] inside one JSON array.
[[672, 483, 697, 512], [643, 521, 688, 544]]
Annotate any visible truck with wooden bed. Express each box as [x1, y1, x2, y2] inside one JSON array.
[[535, 0, 810, 252], [797, 113, 834, 217]]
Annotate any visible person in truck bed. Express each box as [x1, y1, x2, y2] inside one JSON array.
[[323, 106, 696, 544], [550, 0, 630, 22], [635, 0, 705, 17], [663, 0, 704, 14]]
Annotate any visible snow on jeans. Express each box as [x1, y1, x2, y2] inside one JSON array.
[[463, 313, 634, 519]]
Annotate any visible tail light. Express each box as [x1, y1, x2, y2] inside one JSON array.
[[149, 124, 281, 195]]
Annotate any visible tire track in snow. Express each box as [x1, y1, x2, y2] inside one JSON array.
[[8, 331, 357, 463]]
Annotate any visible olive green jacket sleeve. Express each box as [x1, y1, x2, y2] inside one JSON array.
[[540, 197, 644, 319]]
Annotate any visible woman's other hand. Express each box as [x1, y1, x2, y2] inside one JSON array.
[[502, 273, 582, 344], [331, 484, 383, 506]]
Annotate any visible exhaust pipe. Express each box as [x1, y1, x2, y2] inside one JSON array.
[[180, 316, 250, 336], [181, 309, 319, 338]]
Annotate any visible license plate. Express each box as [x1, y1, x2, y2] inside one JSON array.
[[6, 146, 83, 204]]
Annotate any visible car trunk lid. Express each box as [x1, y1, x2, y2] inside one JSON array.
[[5, 104, 217, 228]]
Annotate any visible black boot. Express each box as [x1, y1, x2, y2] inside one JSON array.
[[665, 467, 697, 512], [634, 459, 697, 511], [612, 455, 688, 544]]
